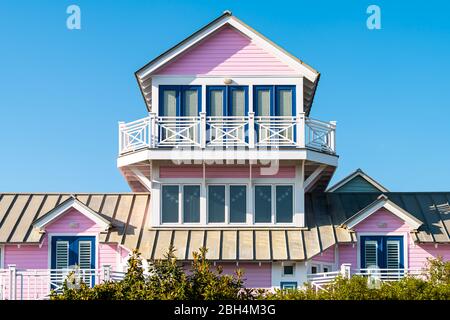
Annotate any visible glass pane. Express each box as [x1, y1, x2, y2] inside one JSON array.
[[230, 185, 246, 223], [364, 241, 378, 268], [163, 90, 177, 116], [277, 89, 293, 116], [255, 186, 272, 223], [162, 185, 179, 223], [386, 240, 400, 269], [208, 186, 225, 223], [276, 186, 293, 223], [231, 89, 245, 116], [209, 90, 224, 116], [257, 89, 271, 116], [183, 185, 200, 223], [183, 89, 198, 116]]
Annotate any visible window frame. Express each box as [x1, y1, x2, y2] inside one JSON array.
[[282, 264, 295, 277], [280, 281, 298, 290], [206, 85, 249, 117], [158, 85, 202, 117], [207, 184, 248, 225], [253, 184, 295, 224], [161, 184, 202, 224]]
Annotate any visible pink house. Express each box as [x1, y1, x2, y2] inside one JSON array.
[[0, 11, 449, 299]]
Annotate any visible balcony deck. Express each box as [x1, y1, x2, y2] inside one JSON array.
[[118, 114, 337, 157]]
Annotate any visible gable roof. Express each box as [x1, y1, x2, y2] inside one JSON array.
[[327, 168, 389, 193], [340, 194, 423, 230], [33, 196, 111, 231], [135, 11, 320, 116]]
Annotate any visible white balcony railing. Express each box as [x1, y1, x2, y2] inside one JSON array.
[[119, 112, 337, 155], [307, 265, 424, 292], [0, 265, 125, 300]]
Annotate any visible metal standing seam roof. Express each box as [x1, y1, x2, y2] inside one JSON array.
[[0, 192, 449, 261]]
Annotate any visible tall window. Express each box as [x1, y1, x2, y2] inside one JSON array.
[[207, 185, 247, 223], [255, 185, 294, 223], [360, 236, 404, 269], [161, 185, 201, 223]]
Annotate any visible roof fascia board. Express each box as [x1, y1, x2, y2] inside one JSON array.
[[33, 198, 110, 231]]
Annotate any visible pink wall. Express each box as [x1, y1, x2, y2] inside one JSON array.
[[156, 25, 297, 76], [159, 165, 296, 179], [220, 262, 272, 288], [45, 208, 105, 234], [336, 208, 450, 270], [4, 238, 49, 269], [312, 245, 335, 263]]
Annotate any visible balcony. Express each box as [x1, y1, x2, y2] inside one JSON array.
[[118, 113, 336, 156]]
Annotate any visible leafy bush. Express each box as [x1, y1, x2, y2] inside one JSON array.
[[51, 252, 450, 300]]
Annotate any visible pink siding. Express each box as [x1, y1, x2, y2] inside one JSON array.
[[99, 244, 118, 270], [312, 245, 335, 263], [159, 165, 295, 179], [45, 208, 104, 234], [338, 244, 357, 268], [353, 209, 410, 234], [409, 244, 450, 269], [156, 25, 297, 76], [4, 237, 49, 269], [220, 262, 272, 288]]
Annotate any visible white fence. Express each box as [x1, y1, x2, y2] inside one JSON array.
[[119, 113, 337, 154], [0, 265, 125, 300], [307, 264, 424, 292]]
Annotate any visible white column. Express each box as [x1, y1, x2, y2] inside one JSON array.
[[248, 112, 255, 149], [200, 112, 206, 149], [8, 264, 17, 300], [149, 112, 157, 148], [296, 112, 305, 148], [294, 161, 305, 227], [200, 162, 207, 225], [150, 162, 160, 226]]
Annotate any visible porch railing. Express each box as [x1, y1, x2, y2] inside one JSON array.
[[307, 265, 424, 292], [118, 113, 337, 154], [0, 265, 125, 300]]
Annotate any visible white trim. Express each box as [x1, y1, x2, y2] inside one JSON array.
[[304, 165, 326, 192], [327, 169, 389, 193], [0, 245, 4, 269], [137, 15, 318, 82], [342, 196, 422, 231], [34, 198, 110, 232]]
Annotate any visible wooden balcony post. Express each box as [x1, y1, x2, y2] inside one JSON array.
[[340, 263, 351, 279], [8, 264, 17, 300], [149, 112, 157, 148], [200, 112, 206, 148], [330, 121, 337, 153], [296, 112, 305, 148], [102, 265, 111, 282], [248, 112, 255, 149]]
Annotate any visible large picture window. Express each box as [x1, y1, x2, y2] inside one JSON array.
[[208, 185, 247, 223], [161, 184, 201, 223], [255, 185, 294, 223]]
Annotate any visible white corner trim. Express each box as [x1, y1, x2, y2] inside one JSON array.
[[33, 198, 111, 231], [344, 198, 422, 231], [327, 170, 389, 193], [304, 165, 326, 192]]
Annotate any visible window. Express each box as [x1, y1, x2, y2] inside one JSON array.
[[360, 236, 404, 269], [322, 265, 332, 273], [159, 86, 201, 117], [161, 185, 179, 223], [276, 186, 293, 223], [183, 185, 200, 223], [229, 185, 247, 223], [255, 185, 294, 224], [208, 185, 226, 223], [283, 265, 294, 276], [206, 86, 248, 117], [311, 264, 319, 274], [162, 185, 201, 223], [208, 185, 247, 223], [280, 282, 297, 290], [255, 186, 272, 223], [253, 85, 296, 117]]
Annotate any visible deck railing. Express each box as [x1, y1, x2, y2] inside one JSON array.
[[118, 113, 337, 155], [307, 265, 424, 292], [0, 265, 125, 300]]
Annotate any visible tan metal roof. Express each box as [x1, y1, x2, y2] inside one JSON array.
[[0, 192, 448, 261]]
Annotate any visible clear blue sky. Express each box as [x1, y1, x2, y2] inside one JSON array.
[[0, 1, 449, 192]]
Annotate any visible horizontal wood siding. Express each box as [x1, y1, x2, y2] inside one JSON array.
[[337, 244, 357, 268], [99, 243, 118, 270], [334, 176, 381, 192], [220, 262, 272, 288], [409, 244, 450, 269], [159, 165, 295, 179], [353, 209, 410, 233], [45, 208, 105, 234], [4, 237, 49, 269], [156, 26, 297, 76], [311, 245, 335, 263]]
